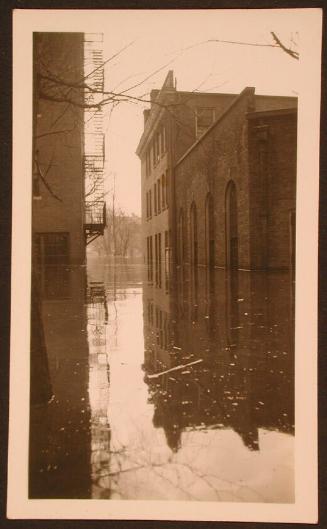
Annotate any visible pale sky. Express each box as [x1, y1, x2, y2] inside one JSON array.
[[98, 10, 304, 215]]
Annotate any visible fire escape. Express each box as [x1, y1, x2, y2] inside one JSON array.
[[84, 33, 106, 245]]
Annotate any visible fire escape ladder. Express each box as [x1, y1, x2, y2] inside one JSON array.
[[83, 33, 106, 246]]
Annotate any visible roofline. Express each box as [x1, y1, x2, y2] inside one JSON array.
[[247, 107, 298, 119], [175, 86, 255, 169], [175, 90, 238, 97], [177, 90, 297, 100], [136, 75, 298, 158], [255, 94, 298, 100]]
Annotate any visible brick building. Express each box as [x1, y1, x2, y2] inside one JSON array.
[[137, 72, 297, 292], [33, 33, 86, 265], [33, 33, 105, 267], [30, 33, 105, 409], [175, 87, 297, 271]]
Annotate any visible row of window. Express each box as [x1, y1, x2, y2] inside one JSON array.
[[147, 301, 171, 352], [145, 172, 169, 219], [177, 187, 237, 269], [146, 231, 171, 290], [145, 125, 167, 177]]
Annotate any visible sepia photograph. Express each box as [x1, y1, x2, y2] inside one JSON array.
[[8, 7, 321, 523]]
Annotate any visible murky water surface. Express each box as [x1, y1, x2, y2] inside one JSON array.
[[30, 262, 295, 502]]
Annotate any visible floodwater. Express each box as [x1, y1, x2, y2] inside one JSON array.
[[29, 260, 295, 502]]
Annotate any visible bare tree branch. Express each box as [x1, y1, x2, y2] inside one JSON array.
[[271, 32, 299, 60], [35, 126, 78, 139], [34, 152, 63, 202]]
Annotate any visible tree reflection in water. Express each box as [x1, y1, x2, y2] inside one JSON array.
[[30, 262, 295, 502]]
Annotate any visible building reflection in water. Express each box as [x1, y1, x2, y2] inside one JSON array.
[[29, 265, 92, 499], [86, 280, 111, 498], [30, 261, 295, 502], [86, 262, 145, 499], [143, 267, 294, 456]]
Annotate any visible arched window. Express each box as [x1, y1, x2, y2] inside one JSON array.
[[190, 202, 198, 267], [178, 208, 185, 266], [225, 181, 238, 269], [205, 193, 214, 268]]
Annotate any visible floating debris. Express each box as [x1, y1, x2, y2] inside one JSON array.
[[145, 359, 203, 379]]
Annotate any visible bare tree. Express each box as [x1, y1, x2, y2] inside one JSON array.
[[33, 29, 299, 206], [102, 206, 141, 258]]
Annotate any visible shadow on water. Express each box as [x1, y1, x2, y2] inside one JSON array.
[[29, 265, 92, 499], [143, 267, 294, 454], [29, 260, 295, 501]]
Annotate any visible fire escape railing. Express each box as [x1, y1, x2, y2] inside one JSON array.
[[83, 33, 106, 245]]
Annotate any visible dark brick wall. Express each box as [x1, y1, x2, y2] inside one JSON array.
[[139, 77, 297, 274], [255, 95, 297, 112], [174, 92, 297, 271], [171, 92, 237, 162], [248, 110, 297, 269], [175, 88, 256, 269], [141, 91, 238, 278], [33, 33, 85, 265]]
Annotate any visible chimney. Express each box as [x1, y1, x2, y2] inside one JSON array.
[[143, 109, 150, 127], [150, 89, 160, 108], [164, 70, 175, 90]]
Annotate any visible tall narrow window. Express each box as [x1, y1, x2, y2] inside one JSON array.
[[158, 232, 162, 288], [149, 236, 153, 281], [147, 150, 151, 177], [164, 230, 170, 292], [178, 209, 185, 266], [161, 126, 166, 153], [147, 237, 150, 280], [154, 183, 157, 215], [157, 179, 161, 214], [155, 234, 158, 286], [205, 193, 215, 268], [149, 189, 152, 218], [190, 202, 198, 268], [166, 170, 169, 207], [152, 142, 155, 166], [225, 181, 238, 269], [161, 174, 165, 209], [190, 203, 198, 317]]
